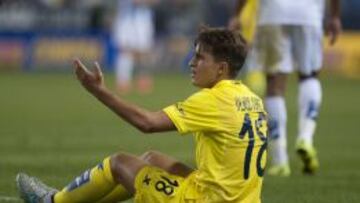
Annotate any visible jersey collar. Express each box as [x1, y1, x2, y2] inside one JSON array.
[[213, 80, 242, 89]]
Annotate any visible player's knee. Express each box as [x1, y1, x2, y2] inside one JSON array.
[[110, 152, 124, 168], [266, 74, 287, 97], [266, 84, 286, 96], [140, 150, 160, 163], [298, 71, 319, 81], [266, 88, 283, 97], [110, 152, 132, 178]]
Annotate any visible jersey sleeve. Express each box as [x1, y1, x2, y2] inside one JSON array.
[[163, 90, 220, 134]]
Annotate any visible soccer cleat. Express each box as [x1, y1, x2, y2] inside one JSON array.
[[267, 163, 291, 177], [296, 140, 319, 175], [16, 173, 57, 203]]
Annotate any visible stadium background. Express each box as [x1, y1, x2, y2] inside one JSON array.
[[0, 0, 360, 202]]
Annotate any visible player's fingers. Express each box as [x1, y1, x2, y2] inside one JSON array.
[[73, 58, 82, 69], [73, 58, 83, 75], [93, 61, 103, 78], [75, 58, 93, 74], [73, 58, 83, 77], [75, 59, 87, 72], [73, 59, 93, 82]]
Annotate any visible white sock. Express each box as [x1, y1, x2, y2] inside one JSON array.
[[115, 52, 134, 85], [266, 96, 288, 165], [298, 78, 322, 145]]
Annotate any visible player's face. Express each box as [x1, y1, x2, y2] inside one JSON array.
[[189, 44, 222, 88]]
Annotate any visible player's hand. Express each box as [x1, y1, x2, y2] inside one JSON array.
[[73, 58, 105, 93], [325, 17, 342, 46]]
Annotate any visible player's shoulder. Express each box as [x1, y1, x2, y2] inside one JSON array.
[[188, 88, 215, 100], [183, 89, 217, 109]]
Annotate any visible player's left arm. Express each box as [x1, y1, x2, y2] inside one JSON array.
[[325, 0, 342, 45], [73, 59, 176, 134]]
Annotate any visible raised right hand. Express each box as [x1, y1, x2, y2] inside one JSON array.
[[73, 58, 105, 93]]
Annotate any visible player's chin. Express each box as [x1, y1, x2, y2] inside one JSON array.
[[191, 80, 206, 88], [191, 78, 199, 87]]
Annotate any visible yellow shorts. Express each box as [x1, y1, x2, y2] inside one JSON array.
[[134, 166, 202, 203]]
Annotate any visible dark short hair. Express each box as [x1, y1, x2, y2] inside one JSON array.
[[195, 26, 248, 78]]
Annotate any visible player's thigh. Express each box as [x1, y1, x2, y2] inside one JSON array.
[[140, 150, 194, 178], [291, 25, 323, 75], [134, 166, 188, 203], [251, 25, 293, 74], [110, 152, 149, 194]]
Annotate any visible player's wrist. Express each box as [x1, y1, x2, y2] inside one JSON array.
[[86, 83, 106, 96]]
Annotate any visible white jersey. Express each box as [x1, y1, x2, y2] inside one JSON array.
[[258, 0, 325, 28], [113, 0, 154, 51]]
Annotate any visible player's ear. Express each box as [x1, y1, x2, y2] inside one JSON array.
[[218, 61, 229, 76]]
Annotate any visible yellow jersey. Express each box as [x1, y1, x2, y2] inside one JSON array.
[[163, 80, 268, 202]]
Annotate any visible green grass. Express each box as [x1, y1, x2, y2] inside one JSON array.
[[0, 72, 359, 203]]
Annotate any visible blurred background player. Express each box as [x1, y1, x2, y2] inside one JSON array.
[[240, 0, 342, 176], [112, 0, 158, 94], [228, 0, 266, 97]]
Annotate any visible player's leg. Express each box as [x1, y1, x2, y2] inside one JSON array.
[[96, 185, 131, 203], [53, 155, 135, 203], [114, 13, 137, 94], [135, 53, 154, 94], [96, 150, 193, 202], [296, 73, 321, 174], [17, 156, 123, 203], [115, 51, 134, 94], [258, 25, 292, 176], [17, 152, 148, 203], [293, 26, 323, 174], [133, 7, 155, 94], [265, 73, 290, 176], [140, 150, 194, 177], [55, 152, 148, 203]]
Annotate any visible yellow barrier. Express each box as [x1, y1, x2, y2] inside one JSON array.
[[324, 32, 360, 79]]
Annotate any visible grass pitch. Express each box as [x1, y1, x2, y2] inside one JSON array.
[[0, 72, 359, 203]]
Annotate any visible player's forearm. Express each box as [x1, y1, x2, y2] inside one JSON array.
[[329, 0, 341, 18], [91, 87, 155, 133]]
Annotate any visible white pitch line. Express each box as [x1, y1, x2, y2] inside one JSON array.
[[0, 196, 21, 202]]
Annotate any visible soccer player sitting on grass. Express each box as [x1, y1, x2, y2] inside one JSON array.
[[16, 27, 268, 203]]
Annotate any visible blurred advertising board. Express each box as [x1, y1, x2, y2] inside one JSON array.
[[324, 32, 360, 79], [0, 39, 26, 70], [0, 31, 113, 71], [32, 37, 104, 70]]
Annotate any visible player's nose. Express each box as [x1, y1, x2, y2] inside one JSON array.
[[188, 57, 196, 68]]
